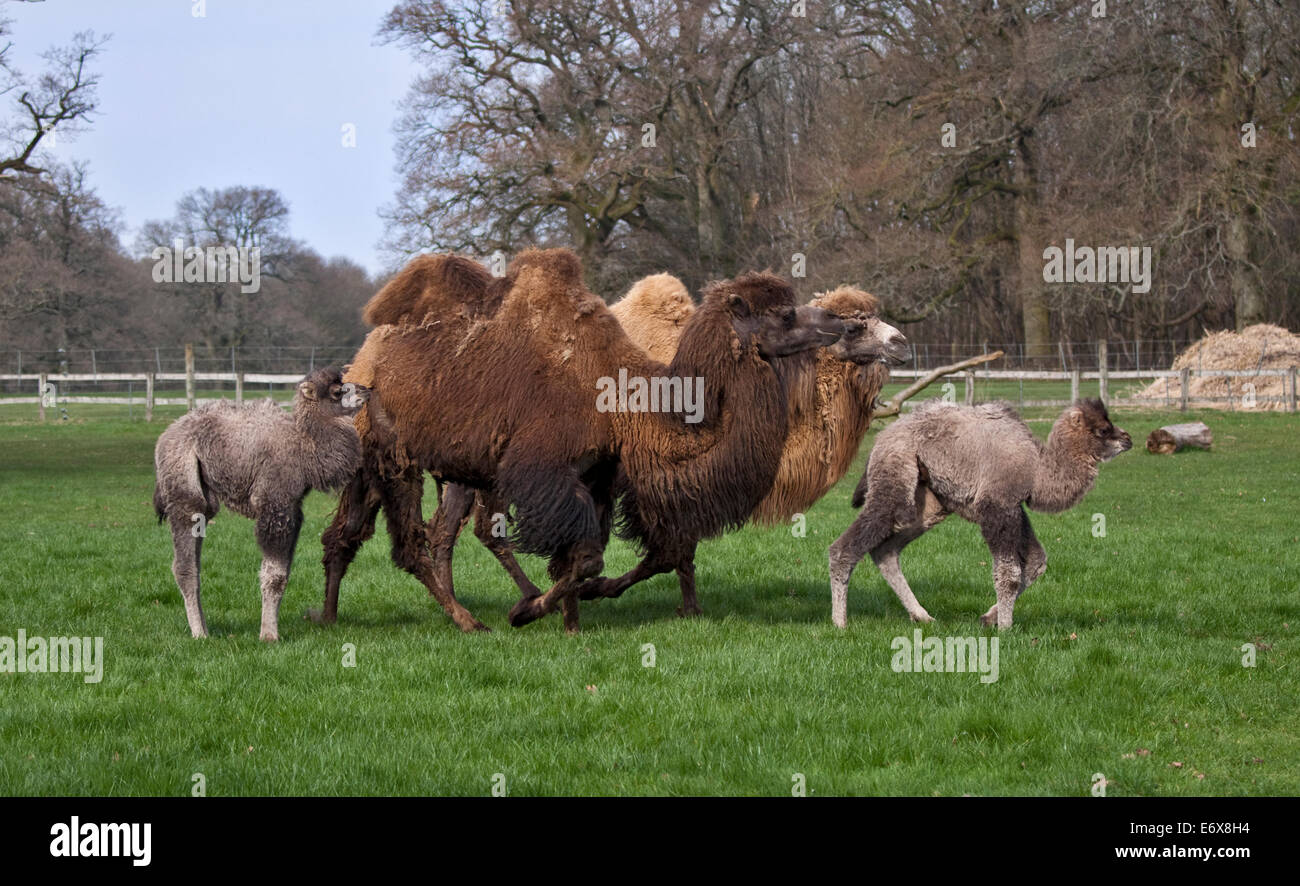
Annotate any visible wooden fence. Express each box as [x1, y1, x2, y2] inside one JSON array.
[[0, 341, 1296, 419]]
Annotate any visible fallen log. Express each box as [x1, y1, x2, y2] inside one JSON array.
[[1146, 421, 1212, 454], [873, 351, 1005, 419]]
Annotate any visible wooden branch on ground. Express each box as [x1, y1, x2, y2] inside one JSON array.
[[1146, 422, 1212, 454], [873, 350, 1005, 418]]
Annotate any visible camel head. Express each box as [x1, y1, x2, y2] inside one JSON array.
[[709, 272, 845, 360], [811, 287, 911, 366], [296, 366, 371, 417], [1061, 398, 1132, 462]]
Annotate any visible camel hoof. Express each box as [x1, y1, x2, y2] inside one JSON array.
[[909, 611, 934, 624], [979, 612, 997, 627], [259, 631, 279, 643], [675, 605, 703, 618], [458, 619, 492, 634], [304, 608, 336, 626], [507, 598, 544, 628]]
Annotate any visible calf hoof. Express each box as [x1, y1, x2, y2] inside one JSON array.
[[304, 608, 336, 625], [979, 611, 997, 628], [675, 604, 703, 618], [457, 619, 491, 633], [259, 631, 279, 643], [909, 610, 934, 624]]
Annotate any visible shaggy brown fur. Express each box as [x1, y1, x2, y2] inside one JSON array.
[[603, 283, 909, 525], [319, 249, 844, 632], [572, 286, 905, 611], [752, 287, 908, 524], [828, 399, 1131, 629], [428, 280, 906, 617], [153, 367, 368, 641]]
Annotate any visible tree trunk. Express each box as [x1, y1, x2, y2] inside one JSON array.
[[1146, 422, 1213, 454], [1226, 214, 1264, 330], [1014, 137, 1051, 363]]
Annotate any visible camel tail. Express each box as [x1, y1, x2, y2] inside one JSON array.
[[851, 472, 870, 509]]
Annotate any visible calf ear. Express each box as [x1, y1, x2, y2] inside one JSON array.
[[298, 381, 317, 400], [328, 383, 343, 399], [727, 292, 751, 318]]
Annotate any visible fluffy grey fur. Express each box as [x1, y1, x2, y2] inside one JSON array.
[[152, 367, 368, 641], [829, 398, 1131, 629]]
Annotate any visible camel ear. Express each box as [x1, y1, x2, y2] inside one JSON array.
[[328, 383, 344, 400], [727, 293, 751, 318], [298, 382, 317, 400], [1068, 406, 1084, 427]]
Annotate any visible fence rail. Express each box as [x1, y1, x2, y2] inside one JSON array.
[[3, 371, 1296, 420]]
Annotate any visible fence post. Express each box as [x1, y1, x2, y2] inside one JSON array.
[[1289, 367, 1298, 414], [1070, 369, 1080, 403], [964, 371, 974, 405], [1097, 340, 1108, 405], [38, 372, 47, 422], [185, 343, 195, 412], [145, 373, 155, 422], [1179, 367, 1190, 412], [235, 372, 244, 405]]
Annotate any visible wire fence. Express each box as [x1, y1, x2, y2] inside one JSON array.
[[0, 339, 1194, 390]]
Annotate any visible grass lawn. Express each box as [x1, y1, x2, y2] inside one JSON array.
[[0, 406, 1295, 796]]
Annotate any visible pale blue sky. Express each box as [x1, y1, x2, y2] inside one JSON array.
[[6, 0, 422, 275]]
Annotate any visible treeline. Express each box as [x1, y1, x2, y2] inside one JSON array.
[[0, 15, 371, 365], [381, 0, 1300, 354], [0, 171, 373, 363]]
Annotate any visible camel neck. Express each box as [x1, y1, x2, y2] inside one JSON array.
[[1029, 422, 1100, 513]]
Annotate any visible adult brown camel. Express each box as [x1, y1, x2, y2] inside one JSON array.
[[427, 277, 910, 616], [318, 249, 845, 632]]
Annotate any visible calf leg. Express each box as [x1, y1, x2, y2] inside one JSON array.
[[828, 507, 900, 629], [978, 509, 1025, 629], [980, 508, 1046, 626], [871, 527, 934, 623], [256, 505, 302, 642], [169, 517, 208, 638]]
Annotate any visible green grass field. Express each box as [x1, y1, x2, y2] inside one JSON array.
[[0, 406, 1296, 796]]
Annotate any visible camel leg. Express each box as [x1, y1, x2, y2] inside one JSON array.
[[978, 509, 1025, 629], [169, 517, 208, 638], [981, 507, 1044, 627], [675, 546, 702, 617], [828, 508, 899, 629], [506, 538, 603, 630], [472, 493, 542, 600], [575, 554, 673, 602], [870, 526, 933, 624], [317, 469, 380, 625], [382, 468, 489, 633], [256, 505, 302, 642], [426, 481, 475, 600]]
